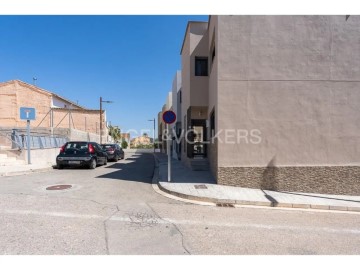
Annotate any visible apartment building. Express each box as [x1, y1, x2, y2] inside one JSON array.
[[158, 93, 172, 153], [171, 71, 182, 160], [161, 15, 360, 195]]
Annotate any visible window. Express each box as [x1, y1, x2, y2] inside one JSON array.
[[184, 115, 186, 153], [179, 90, 182, 104], [195, 57, 208, 76], [210, 29, 216, 72], [65, 142, 88, 151], [210, 109, 215, 137], [211, 46, 216, 63]]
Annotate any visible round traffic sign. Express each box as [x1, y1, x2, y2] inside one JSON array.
[[162, 110, 176, 124]]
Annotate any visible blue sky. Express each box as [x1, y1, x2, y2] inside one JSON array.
[[0, 15, 208, 137]]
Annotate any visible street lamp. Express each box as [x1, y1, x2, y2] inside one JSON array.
[[148, 118, 156, 153], [100, 97, 113, 144]]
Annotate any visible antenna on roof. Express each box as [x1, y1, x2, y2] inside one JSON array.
[[33, 77, 37, 86]]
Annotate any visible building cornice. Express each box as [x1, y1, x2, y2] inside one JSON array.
[[180, 21, 209, 55]]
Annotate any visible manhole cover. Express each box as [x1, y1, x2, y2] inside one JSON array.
[[46, 184, 72, 190], [194, 184, 208, 189]]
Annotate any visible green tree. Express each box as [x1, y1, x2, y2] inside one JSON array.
[[108, 125, 121, 142], [121, 139, 128, 149]]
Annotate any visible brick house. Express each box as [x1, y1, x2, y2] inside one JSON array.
[[0, 79, 109, 142]]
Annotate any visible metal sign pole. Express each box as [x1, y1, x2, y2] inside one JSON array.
[[162, 110, 176, 183], [27, 120, 31, 164], [167, 123, 171, 182]]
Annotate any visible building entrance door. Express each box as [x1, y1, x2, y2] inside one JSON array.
[[187, 119, 207, 158]]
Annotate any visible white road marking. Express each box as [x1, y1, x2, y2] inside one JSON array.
[[162, 218, 360, 235], [2, 209, 360, 235], [3, 209, 104, 220]]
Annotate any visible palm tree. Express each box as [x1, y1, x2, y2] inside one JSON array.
[[108, 125, 121, 142]]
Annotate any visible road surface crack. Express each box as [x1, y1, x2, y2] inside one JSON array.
[[146, 203, 191, 255], [103, 204, 120, 255]]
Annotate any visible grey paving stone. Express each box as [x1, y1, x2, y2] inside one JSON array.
[[292, 204, 311, 209], [329, 205, 348, 211], [347, 207, 360, 212], [310, 204, 330, 210], [274, 202, 293, 208]]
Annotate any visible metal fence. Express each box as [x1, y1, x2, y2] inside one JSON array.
[[8, 130, 68, 150]]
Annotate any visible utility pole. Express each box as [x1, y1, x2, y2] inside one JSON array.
[[100, 97, 102, 144], [68, 105, 71, 129], [100, 97, 113, 144], [153, 118, 155, 153], [148, 118, 156, 153]]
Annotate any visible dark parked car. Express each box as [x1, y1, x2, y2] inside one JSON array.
[[56, 141, 108, 169], [100, 144, 124, 161]]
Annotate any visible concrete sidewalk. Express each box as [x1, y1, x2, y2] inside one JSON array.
[[154, 153, 360, 212], [0, 163, 54, 177]]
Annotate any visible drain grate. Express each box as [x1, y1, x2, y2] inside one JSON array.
[[46, 184, 72, 191], [194, 184, 208, 189], [216, 203, 235, 207]]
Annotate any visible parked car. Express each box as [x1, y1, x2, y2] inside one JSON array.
[[100, 143, 124, 161], [56, 141, 108, 169]]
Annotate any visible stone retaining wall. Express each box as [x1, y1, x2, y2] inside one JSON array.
[[217, 166, 360, 195]]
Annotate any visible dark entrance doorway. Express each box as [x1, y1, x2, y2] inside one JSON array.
[[187, 119, 207, 158]]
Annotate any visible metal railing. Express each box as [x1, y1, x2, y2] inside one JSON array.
[[0, 130, 24, 150], [0, 129, 68, 151]]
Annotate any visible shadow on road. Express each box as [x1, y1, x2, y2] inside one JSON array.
[[95, 153, 155, 184]]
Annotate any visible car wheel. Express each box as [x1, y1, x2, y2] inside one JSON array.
[[104, 157, 108, 165], [58, 164, 63, 170], [89, 158, 97, 169]]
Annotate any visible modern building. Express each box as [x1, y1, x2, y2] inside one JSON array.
[[170, 71, 182, 160], [0, 79, 110, 143], [161, 15, 360, 195], [158, 92, 173, 154]]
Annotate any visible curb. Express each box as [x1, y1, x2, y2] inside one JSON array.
[[151, 153, 215, 206], [151, 154, 360, 213], [0, 165, 55, 177], [157, 181, 360, 213]]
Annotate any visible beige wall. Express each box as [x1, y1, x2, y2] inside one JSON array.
[[190, 29, 209, 107], [181, 22, 209, 112], [207, 16, 219, 176], [215, 15, 360, 169], [180, 22, 209, 162], [52, 109, 104, 135], [174, 15, 360, 194]]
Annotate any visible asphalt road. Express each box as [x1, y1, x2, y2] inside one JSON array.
[[0, 153, 360, 255]]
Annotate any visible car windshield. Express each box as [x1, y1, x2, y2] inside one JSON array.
[[102, 145, 115, 149], [65, 142, 88, 151]]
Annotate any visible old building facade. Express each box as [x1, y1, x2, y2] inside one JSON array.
[[0, 80, 109, 143]]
